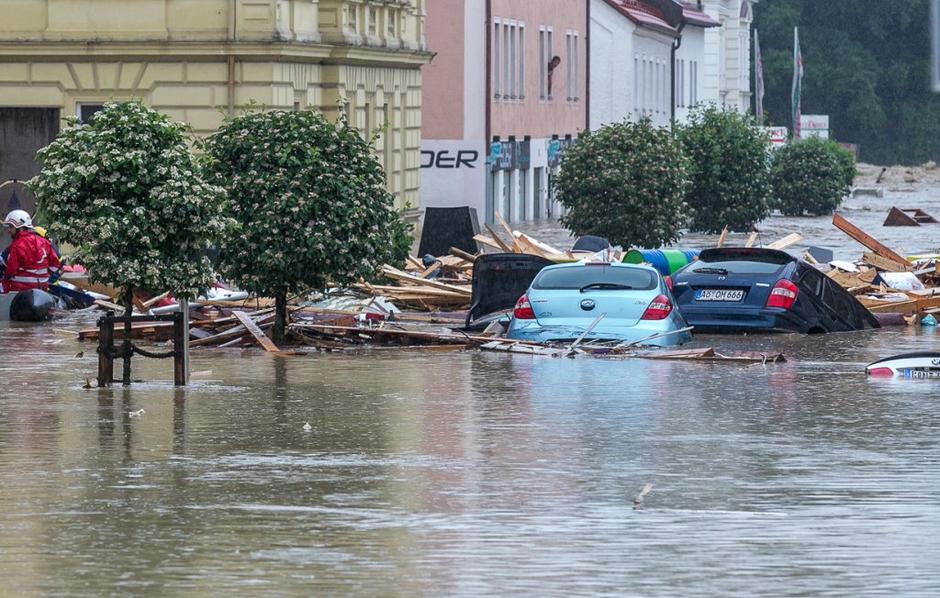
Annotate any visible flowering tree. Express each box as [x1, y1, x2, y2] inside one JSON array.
[[205, 110, 412, 342], [555, 119, 691, 248], [676, 106, 773, 234], [31, 102, 229, 301]]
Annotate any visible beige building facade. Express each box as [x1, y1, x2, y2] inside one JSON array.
[[0, 0, 430, 212]]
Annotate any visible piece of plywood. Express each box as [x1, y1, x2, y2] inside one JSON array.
[[861, 252, 912, 272], [484, 223, 515, 253], [716, 226, 729, 248], [883, 206, 920, 227], [832, 212, 910, 265], [766, 233, 803, 250], [233, 310, 281, 353]]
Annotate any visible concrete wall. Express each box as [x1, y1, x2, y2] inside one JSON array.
[[589, 0, 635, 130]]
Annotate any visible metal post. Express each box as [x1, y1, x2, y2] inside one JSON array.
[[173, 310, 186, 386], [96, 312, 115, 387], [122, 289, 133, 386]]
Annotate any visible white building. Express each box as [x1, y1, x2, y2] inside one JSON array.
[[700, 0, 757, 113], [589, 0, 719, 130]]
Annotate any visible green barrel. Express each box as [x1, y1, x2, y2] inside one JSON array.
[[623, 249, 698, 276]]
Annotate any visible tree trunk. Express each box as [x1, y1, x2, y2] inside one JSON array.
[[273, 290, 287, 345]]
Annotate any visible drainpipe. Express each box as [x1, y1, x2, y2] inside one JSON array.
[[670, 20, 686, 127], [585, 0, 591, 131], [227, 0, 237, 116], [485, 0, 492, 144]]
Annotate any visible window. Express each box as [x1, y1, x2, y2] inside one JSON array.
[[348, 5, 357, 33], [369, 7, 377, 36], [565, 31, 579, 101], [633, 55, 639, 118], [691, 61, 698, 106], [540, 26, 554, 100], [539, 28, 546, 99], [509, 23, 516, 99], [77, 103, 104, 123], [388, 9, 397, 36], [518, 24, 526, 98], [533, 266, 656, 291], [494, 20, 502, 98]]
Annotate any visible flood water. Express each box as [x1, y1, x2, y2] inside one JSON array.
[[3, 195, 940, 596]]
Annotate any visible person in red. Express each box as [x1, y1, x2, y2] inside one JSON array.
[[1, 210, 60, 293]]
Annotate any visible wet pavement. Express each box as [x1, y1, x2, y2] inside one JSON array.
[[2, 194, 940, 596]]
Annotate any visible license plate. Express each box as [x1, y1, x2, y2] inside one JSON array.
[[695, 289, 745, 302]]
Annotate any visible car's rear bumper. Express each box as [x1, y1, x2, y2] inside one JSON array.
[[506, 319, 692, 346], [677, 305, 804, 333]]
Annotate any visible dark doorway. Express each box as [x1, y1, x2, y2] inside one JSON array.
[[0, 108, 60, 251], [0, 108, 61, 183]]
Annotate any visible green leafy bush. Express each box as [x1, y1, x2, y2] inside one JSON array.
[[676, 106, 773, 233], [31, 102, 229, 299], [771, 137, 853, 216], [205, 110, 412, 341], [556, 119, 691, 248]]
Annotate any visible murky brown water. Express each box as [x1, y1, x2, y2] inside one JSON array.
[[2, 196, 940, 596]]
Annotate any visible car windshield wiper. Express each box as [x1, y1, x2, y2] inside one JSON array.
[[694, 267, 729, 275], [579, 283, 635, 292]]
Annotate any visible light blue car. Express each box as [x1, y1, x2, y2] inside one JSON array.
[[506, 261, 692, 347]]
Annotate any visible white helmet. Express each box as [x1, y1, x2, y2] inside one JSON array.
[[3, 209, 32, 230]]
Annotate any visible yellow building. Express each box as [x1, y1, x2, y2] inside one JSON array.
[[0, 0, 430, 213]]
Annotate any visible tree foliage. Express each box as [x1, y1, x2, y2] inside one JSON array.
[[756, 0, 936, 165], [205, 110, 412, 340], [556, 119, 690, 248], [30, 101, 229, 297], [677, 106, 772, 233], [771, 138, 853, 216]]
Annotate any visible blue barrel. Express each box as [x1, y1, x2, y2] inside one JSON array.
[[624, 249, 700, 276]]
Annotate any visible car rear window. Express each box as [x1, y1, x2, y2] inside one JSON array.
[[688, 253, 789, 275], [532, 265, 657, 290]]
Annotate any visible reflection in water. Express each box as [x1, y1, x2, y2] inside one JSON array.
[[1, 317, 939, 595]]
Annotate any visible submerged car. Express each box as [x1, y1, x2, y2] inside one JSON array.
[[671, 248, 880, 334], [506, 261, 691, 346]]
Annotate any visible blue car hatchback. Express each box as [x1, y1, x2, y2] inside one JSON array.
[[506, 261, 692, 346]]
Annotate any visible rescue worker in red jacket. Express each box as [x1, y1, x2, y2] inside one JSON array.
[[1, 210, 60, 293]]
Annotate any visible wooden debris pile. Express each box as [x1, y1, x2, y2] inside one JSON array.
[[826, 212, 940, 317]]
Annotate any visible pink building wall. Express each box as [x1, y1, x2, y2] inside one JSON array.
[[422, 0, 466, 140], [489, 0, 588, 139]]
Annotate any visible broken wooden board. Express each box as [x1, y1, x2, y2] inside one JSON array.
[[480, 340, 568, 356], [745, 231, 759, 248], [233, 310, 281, 353], [861, 295, 940, 314], [832, 212, 909, 265], [483, 224, 515, 252], [716, 226, 729, 248], [861, 252, 912, 272], [766, 233, 803, 250], [380, 265, 473, 297], [472, 234, 506, 252], [638, 349, 787, 363]]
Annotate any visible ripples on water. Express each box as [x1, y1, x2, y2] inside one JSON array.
[[2, 191, 940, 596]]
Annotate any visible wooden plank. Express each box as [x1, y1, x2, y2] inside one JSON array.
[[189, 313, 276, 347], [406, 255, 425, 270], [141, 291, 172, 309], [716, 226, 729, 248], [766, 233, 803, 250], [449, 246, 478, 262], [832, 212, 909, 265], [861, 252, 911, 272], [472, 234, 505, 252], [745, 231, 758, 248], [234, 310, 281, 352], [484, 223, 515, 253], [493, 211, 517, 243], [514, 232, 567, 259], [381, 265, 473, 296]]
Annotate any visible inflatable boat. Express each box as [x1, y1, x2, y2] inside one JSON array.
[[866, 353, 940, 378], [0, 289, 57, 322]]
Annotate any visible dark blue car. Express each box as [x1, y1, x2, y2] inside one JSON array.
[[670, 248, 880, 334]]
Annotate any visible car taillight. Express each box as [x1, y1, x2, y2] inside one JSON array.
[[867, 367, 894, 377], [664, 275, 673, 290], [766, 279, 799, 310], [641, 294, 673, 320], [513, 294, 536, 319]]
